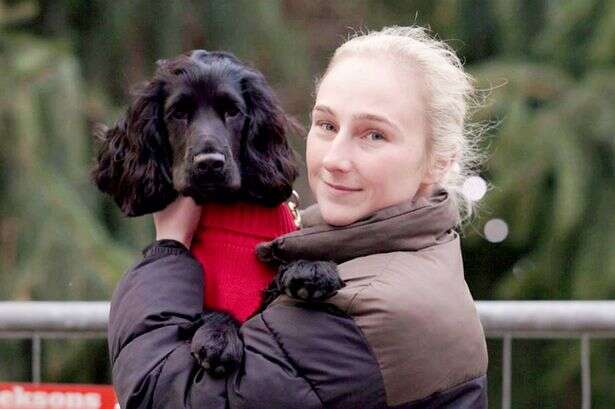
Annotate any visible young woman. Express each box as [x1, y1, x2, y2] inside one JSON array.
[[109, 26, 488, 408]]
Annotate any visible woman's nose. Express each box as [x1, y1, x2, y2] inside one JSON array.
[[322, 135, 352, 173]]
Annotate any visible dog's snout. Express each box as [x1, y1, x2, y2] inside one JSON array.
[[194, 152, 226, 172], [200, 142, 218, 154]]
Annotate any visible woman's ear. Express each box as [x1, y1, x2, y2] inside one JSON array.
[[91, 80, 177, 216], [422, 150, 458, 185], [239, 69, 299, 206]]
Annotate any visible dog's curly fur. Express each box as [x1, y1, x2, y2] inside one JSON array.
[[91, 50, 299, 216]]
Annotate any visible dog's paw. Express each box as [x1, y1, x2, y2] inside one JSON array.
[[278, 260, 344, 301], [189, 311, 243, 378]]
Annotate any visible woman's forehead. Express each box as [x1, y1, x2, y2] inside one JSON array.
[[315, 56, 426, 131]]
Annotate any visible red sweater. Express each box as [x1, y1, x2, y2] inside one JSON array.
[[190, 202, 297, 322]]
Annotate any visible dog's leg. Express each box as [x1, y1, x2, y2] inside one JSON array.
[[278, 260, 344, 301], [179, 311, 243, 378]]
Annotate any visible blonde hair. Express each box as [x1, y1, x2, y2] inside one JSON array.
[[322, 26, 486, 225]]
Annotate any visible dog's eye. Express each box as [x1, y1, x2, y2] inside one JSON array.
[[224, 105, 240, 119], [170, 102, 192, 121], [172, 108, 189, 120]]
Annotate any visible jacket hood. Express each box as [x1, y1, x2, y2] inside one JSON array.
[[257, 188, 458, 264]]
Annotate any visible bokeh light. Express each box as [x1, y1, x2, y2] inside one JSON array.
[[462, 176, 488, 202], [484, 218, 509, 243]]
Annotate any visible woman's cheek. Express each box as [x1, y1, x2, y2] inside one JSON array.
[[305, 131, 323, 189], [306, 131, 325, 172]]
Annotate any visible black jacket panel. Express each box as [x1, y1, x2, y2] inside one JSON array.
[[254, 301, 388, 409], [393, 375, 487, 409], [225, 312, 323, 409], [109, 244, 204, 409]]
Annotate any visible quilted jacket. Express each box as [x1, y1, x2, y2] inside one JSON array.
[[108, 188, 488, 408]]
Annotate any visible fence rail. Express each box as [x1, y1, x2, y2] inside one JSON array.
[[1, 300, 614, 409]]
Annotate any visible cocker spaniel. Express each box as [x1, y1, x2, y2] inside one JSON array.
[[91, 50, 342, 377], [91, 50, 297, 216]]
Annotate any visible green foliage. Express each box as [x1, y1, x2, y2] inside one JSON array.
[[0, 0, 613, 406], [0, 34, 133, 298], [461, 1, 615, 407], [1, 5, 136, 383]]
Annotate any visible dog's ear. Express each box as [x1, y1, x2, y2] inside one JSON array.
[[240, 70, 299, 206], [91, 79, 177, 216]]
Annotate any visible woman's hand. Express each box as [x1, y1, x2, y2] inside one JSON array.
[[153, 196, 202, 249]]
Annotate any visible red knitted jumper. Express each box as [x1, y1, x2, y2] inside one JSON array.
[[190, 202, 297, 322]]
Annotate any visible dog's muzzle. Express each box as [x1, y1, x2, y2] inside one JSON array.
[[193, 152, 226, 173]]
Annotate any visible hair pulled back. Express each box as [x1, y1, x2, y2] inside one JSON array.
[[323, 26, 485, 225]]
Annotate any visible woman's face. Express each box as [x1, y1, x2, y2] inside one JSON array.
[[306, 55, 435, 226]]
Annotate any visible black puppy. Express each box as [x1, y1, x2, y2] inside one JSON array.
[[91, 50, 343, 377], [91, 50, 297, 216]]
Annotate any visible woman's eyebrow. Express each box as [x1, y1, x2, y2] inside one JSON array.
[[313, 105, 335, 116], [313, 105, 401, 133], [353, 113, 401, 133]]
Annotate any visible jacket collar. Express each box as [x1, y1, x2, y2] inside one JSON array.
[[257, 188, 458, 264]]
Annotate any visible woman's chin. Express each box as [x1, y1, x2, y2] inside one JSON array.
[[320, 205, 362, 227]]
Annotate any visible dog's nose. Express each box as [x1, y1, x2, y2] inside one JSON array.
[[193, 152, 226, 172]]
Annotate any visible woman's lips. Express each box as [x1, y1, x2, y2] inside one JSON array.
[[324, 181, 362, 193]]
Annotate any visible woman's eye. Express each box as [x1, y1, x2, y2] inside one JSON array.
[[366, 131, 386, 142], [318, 122, 336, 132]]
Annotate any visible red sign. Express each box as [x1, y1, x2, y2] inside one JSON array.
[[0, 383, 118, 409]]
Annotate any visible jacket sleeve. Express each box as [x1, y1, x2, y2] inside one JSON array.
[[108, 241, 386, 409]]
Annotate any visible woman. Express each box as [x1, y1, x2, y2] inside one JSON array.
[[109, 26, 488, 408]]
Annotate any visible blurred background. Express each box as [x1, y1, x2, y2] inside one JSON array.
[[0, 0, 613, 407]]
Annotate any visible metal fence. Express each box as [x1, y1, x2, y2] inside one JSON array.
[[1, 301, 614, 409]]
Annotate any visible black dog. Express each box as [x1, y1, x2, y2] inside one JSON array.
[[91, 50, 342, 377], [91, 50, 297, 216]]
